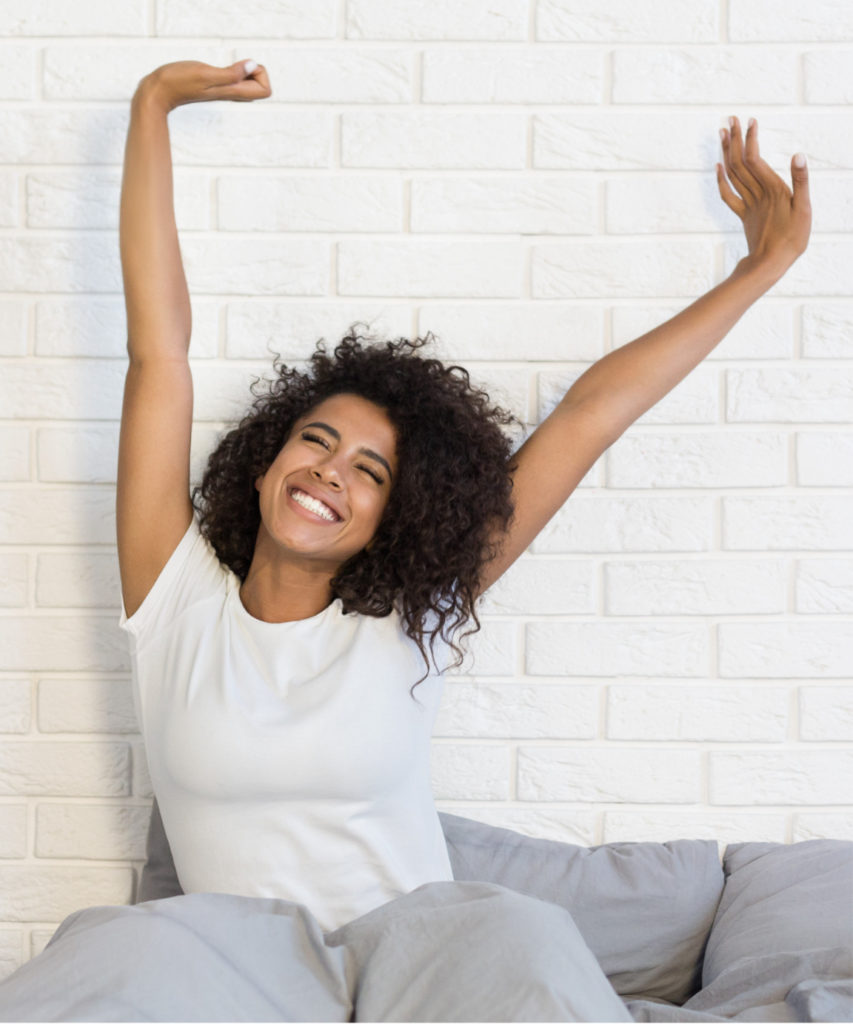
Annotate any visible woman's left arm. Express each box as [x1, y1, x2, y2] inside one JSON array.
[[477, 115, 812, 597]]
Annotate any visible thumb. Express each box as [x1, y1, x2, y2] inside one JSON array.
[[791, 152, 811, 215]]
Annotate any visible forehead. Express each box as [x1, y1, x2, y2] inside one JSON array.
[[297, 393, 397, 449]]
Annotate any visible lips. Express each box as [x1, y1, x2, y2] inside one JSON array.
[[288, 484, 343, 522]]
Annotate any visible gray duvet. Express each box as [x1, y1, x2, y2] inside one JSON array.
[[0, 811, 850, 1022]]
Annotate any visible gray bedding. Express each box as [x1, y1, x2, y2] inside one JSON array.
[[0, 807, 850, 1022]]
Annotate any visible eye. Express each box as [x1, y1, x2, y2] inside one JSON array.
[[302, 431, 329, 449], [358, 464, 384, 484]]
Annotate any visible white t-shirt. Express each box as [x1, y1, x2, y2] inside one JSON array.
[[118, 513, 455, 932]]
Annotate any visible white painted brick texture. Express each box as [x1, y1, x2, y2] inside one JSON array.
[[1, 0, 850, 971]]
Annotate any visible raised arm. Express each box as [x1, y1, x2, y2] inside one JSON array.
[[116, 61, 271, 617], [476, 115, 812, 598]]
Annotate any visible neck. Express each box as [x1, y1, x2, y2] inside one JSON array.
[[239, 527, 339, 623]]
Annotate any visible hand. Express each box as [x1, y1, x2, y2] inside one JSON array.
[[137, 59, 272, 113], [717, 115, 811, 280]]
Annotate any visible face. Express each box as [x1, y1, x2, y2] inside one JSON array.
[[254, 393, 398, 571]]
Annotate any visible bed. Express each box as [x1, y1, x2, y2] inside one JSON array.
[[2, 800, 850, 1022]]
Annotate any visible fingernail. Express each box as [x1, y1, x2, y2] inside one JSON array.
[[720, 128, 727, 142], [243, 59, 258, 75], [748, 117, 756, 130], [729, 116, 736, 129], [794, 152, 806, 168]]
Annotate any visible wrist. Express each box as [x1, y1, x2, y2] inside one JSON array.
[[732, 253, 788, 291], [133, 75, 171, 116]]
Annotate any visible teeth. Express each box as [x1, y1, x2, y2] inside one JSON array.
[[291, 489, 338, 521]]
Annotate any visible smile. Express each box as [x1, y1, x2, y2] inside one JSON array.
[[289, 488, 341, 523]]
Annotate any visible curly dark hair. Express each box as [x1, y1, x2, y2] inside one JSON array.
[[191, 324, 520, 701]]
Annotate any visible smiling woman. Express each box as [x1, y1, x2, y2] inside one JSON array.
[[192, 328, 519, 693]]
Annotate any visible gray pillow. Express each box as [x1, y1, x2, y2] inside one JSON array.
[[138, 799, 723, 1005]]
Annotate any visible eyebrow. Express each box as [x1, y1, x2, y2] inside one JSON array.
[[302, 421, 394, 481]]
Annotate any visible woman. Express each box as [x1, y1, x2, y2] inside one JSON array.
[[0, 60, 810, 1023]]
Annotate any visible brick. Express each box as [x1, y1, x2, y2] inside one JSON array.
[[0, 44, 34, 100], [35, 803, 149, 859], [729, 0, 853, 41], [37, 427, 118, 484], [538, 365, 717, 426], [35, 298, 218, 359], [225, 303, 413, 360], [190, 360, 284, 422], [411, 177, 596, 235], [27, 169, 208, 230], [431, 743, 511, 800], [132, 741, 154, 799], [604, 812, 785, 845], [181, 237, 328, 297], [711, 750, 853, 805], [0, 742, 130, 797], [0, 617, 127, 672], [0, 235, 119, 294], [719, 621, 853, 679], [433, 805, 597, 845], [608, 683, 788, 741], [478, 557, 595, 616], [796, 558, 853, 613], [434, 682, 598, 739], [0, 427, 29, 481], [804, 50, 853, 103], [723, 496, 853, 551], [614, 303, 794, 361], [0, 489, 113, 545], [797, 433, 853, 487], [605, 559, 787, 616], [347, 0, 527, 40], [166, 104, 332, 168], [802, 304, 853, 358], [532, 496, 713, 554], [537, 0, 716, 41], [532, 240, 713, 298], [606, 175, 742, 235], [794, 813, 853, 842], [218, 175, 402, 233], [0, 681, 31, 734], [727, 367, 853, 423], [723, 239, 853, 297], [42, 44, 227, 101], [535, 111, 713, 170], [248, 49, 411, 103], [417, 304, 603, 362], [0, 555, 27, 608], [341, 111, 526, 169], [799, 686, 853, 741], [0, 805, 26, 858], [0, 866, 131, 923], [448, 620, 518, 677], [36, 552, 119, 608], [38, 678, 136, 734], [613, 48, 795, 104], [805, 176, 853, 233], [0, 171, 18, 227], [518, 747, 701, 802], [1, 0, 145, 35], [526, 621, 708, 677], [337, 240, 522, 298], [422, 48, 602, 104], [0, 302, 27, 356], [608, 431, 786, 489], [0, 929, 23, 983], [0, 362, 124, 419], [158, 0, 335, 37]]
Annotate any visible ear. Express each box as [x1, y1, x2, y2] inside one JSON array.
[[254, 474, 264, 492]]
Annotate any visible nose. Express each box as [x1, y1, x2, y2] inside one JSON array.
[[310, 459, 343, 489]]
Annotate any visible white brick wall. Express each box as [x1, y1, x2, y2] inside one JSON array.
[[0, 0, 851, 973]]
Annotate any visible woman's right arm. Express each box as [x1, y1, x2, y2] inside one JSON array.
[[117, 62, 270, 618]]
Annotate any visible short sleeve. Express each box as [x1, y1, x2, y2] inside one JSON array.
[[118, 513, 228, 649]]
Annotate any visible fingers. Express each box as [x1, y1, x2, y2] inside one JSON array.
[[720, 116, 762, 201], [716, 160, 745, 218], [791, 152, 811, 218]]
